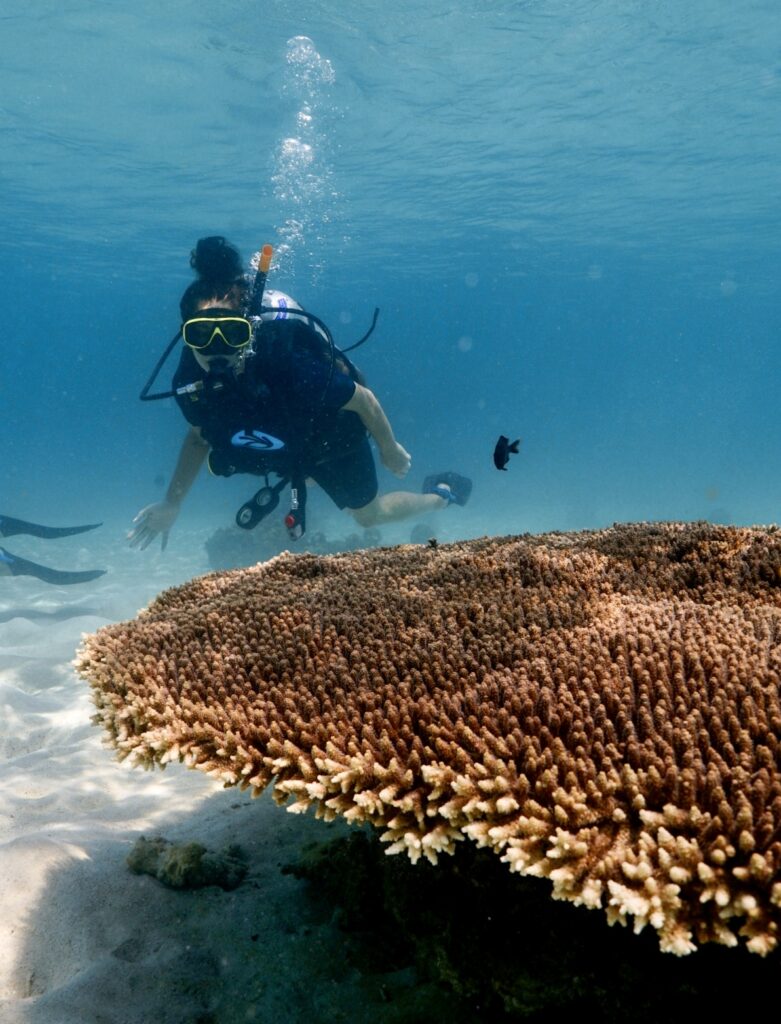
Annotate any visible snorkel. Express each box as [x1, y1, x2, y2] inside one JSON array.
[[247, 243, 274, 317]]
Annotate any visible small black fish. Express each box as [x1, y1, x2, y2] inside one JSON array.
[[493, 435, 521, 471]]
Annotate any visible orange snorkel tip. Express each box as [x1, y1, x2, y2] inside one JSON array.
[[248, 244, 274, 316]]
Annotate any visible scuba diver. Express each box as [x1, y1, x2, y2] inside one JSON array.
[[0, 515, 106, 584], [128, 236, 472, 551]]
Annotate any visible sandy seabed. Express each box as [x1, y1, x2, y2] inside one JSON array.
[[0, 522, 444, 1024]]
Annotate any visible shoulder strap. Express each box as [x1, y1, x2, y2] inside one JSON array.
[[253, 318, 365, 384]]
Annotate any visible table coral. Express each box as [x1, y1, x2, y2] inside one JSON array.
[[77, 522, 781, 955]]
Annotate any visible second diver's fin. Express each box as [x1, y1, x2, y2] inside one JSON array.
[[0, 515, 102, 540], [0, 546, 106, 585]]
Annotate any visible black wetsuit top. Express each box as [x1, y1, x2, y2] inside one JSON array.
[[172, 319, 362, 480]]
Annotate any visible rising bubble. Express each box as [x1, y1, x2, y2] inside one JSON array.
[[269, 37, 340, 281]]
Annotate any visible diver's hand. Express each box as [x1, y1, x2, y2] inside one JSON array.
[[380, 442, 412, 479], [127, 501, 180, 551]]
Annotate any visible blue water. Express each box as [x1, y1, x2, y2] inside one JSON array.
[[3, 0, 781, 544]]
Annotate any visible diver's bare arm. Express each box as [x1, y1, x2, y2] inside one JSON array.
[[166, 426, 210, 506], [341, 384, 411, 477], [342, 384, 396, 448], [128, 427, 210, 550]]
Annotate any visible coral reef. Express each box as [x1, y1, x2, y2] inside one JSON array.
[[78, 522, 781, 955]]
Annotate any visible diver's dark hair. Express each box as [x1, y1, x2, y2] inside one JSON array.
[[190, 236, 243, 285], [180, 236, 248, 321]]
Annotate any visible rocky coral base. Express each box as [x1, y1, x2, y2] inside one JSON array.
[[289, 829, 781, 1022], [127, 836, 248, 890]]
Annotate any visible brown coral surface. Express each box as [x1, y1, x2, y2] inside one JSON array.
[[77, 522, 781, 955]]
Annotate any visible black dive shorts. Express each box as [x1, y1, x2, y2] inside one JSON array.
[[309, 431, 378, 510]]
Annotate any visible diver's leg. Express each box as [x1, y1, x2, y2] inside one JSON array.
[[315, 436, 468, 528], [347, 491, 447, 528]]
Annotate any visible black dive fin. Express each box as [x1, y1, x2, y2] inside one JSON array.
[[0, 546, 106, 585], [0, 515, 102, 540]]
